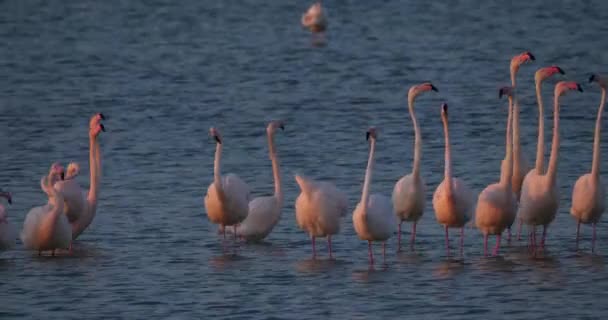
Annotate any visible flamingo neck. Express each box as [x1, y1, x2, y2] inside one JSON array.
[[408, 97, 422, 178], [87, 135, 100, 212], [547, 94, 561, 184], [534, 80, 545, 173], [360, 139, 376, 212], [213, 142, 223, 191], [442, 114, 453, 193], [591, 88, 606, 179], [501, 96, 514, 187], [267, 131, 283, 205]]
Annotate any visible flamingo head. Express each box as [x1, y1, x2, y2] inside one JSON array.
[[440, 102, 449, 117], [267, 120, 285, 135], [510, 51, 535, 74], [589, 74, 606, 88], [408, 82, 438, 103], [65, 162, 81, 180], [499, 86, 515, 99], [50, 162, 65, 181], [555, 81, 583, 97], [366, 127, 378, 142], [0, 190, 12, 205], [89, 113, 105, 138], [209, 127, 222, 144], [535, 66, 565, 83]]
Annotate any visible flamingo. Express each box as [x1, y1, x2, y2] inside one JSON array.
[[21, 164, 72, 255], [0, 190, 16, 251], [353, 127, 394, 265], [433, 103, 475, 256], [518, 81, 583, 249], [516, 66, 565, 240], [204, 127, 251, 239], [295, 174, 348, 259], [392, 82, 438, 250], [236, 120, 285, 241], [53, 114, 105, 242], [301, 2, 327, 33], [571, 74, 606, 252], [475, 87, 517, 256]]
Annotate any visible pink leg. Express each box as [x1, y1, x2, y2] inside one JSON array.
[[368, 241, 374, 265], [382, 241, 386, 263], [541, 225, 547, 248], [328, 235, 333, 259], [69, 242, 73, 254], [576, 221, 581, 250], [493, 234, 501, 256], [459, 227, 464, 256], [411, 222, 417, 246], [397, 222, 402, 252], [311, 236, 316, 259], [517, 219, 523, 241], [483, 233, 488, 257], [592, 223, 597, 253], [444, 226, 450, 257]]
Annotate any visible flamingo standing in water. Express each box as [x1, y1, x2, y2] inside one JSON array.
[[236, 120, 285, 241], [516, 66, 565, 240], [301, 2, 327, 33], [204, 128, 251, 239], [518, 81, 583, 250], [0, 190, 16, 251], [21, 164, 72, 255], [353, 127, 395, 265], [571, 74, 606, 252], [392, 82, 438, 250], [433, 103, 475, 256], [53, 114, 105, 245], [475, 87, 517, 256]]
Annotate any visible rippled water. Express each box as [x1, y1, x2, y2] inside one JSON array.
[[1, 1, 608, 319]]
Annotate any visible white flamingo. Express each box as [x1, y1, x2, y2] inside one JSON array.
[[353, 127, 395, 265], [295, 174, 347, 259], [571, 74, 606, 252], [53, 113, 105, 243], [392, 82, 438, 250], [236, 120, 285, 241], [433, 103, 475, 256], [21, 164, 72, 255], [476, 87, 517, 256], [204, 127, 251, 239], [518, 81, 583, 249], [301, 2, 327, 33], [0, 190, 16, 251], [516, 66, 565, 240]]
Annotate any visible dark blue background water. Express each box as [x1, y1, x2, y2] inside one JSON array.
[[1, 1, 608, 319]]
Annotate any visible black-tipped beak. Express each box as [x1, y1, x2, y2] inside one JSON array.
[[60, 172, 65, 181], [100, 124, 105, 132], [589, 74, 597, 83], [557, 67, 565, 75], [280, 125, 285, 130], [366, 132, 370, 141], [499, 88, 504, 99], [527, 52, 536, 61], [577, 84, 583, 92], [214, 136, 222, 144], [431, 84, 438, 92], [441, 103, 448, 116], [7, 197, 12, 205], [99, 113, 105, 120]]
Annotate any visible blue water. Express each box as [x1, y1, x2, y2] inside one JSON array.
[[1, 1, 608, 319]]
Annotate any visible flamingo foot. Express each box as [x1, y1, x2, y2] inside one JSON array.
[[517, 219, 523, 241], [397, 222, 402, 252], [459, 227, 465, 256], [311, 236, 317, 259], [410, 222, 417, 247]]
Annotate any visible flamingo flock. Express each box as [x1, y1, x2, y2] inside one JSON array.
[[0, 3, 605, 268]]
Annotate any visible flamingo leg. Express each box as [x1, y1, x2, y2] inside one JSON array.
[[483, 233, 488, 257], [493, 234, 502, 256], [517, 219, 523, 241], [592, 223, 597, 253], [444, 226, 450, 257], [368, 241, 374, 265], [411, 222, 417, 247], [382, 241, 386, 263], [576, 221, 581, 250], [234, 225, 237, 240], [397, 222, 402, 252], [328, 235, 333, 259], [459, 227, 464, 256], [541, 225, 547, 248], [312, 236, 316, 259]]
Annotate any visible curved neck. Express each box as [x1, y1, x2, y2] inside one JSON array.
[[441, 114, 453, 193], [213, 143, 223, 191], [534, 80, 545, 173], [39, 177, 65, 245], [500, 96, 514, 187], [512, 95, 522, 161], [268, 131, 283, 204], [408, 97, 422, 178], [547, 94, 561, 184], [591, 88, 606, 179], [510, 66, 517, 87], [87, 135, 101, 211], [360, 139, 376, 211]]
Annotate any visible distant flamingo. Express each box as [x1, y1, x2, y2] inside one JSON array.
[[236, 120, 285, 241], [475, 87, 517, 256], [433, 103, 475, 256], [53, 114, 105, 242], [0, 190, 16, 251], [295, 174, 347, 259], [204, 127, 251, 239], [516, 66, 565, 240], [301, 2, 327, 33], [518, 81, 583, 250], [392, 82, 438, 250], [21, 164, 72, 255], [571, 74, 606, 252], [353, 127, 395, 265]]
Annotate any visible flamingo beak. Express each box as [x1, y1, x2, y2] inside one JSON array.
[[214, 136, 222, 144], [431, 84, 438, 92], [100, 124, 105, 132], [7, 196, 12, 205], [526, 52, 536, 61], [589, 74, 597, 83], [99, 113, 105, 120], [366, 131, 370, 141], [556, 67, 565, 75], [441, 103, 448, 115], [577, 84, 583, 92], [280, 124, 285, 130]]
